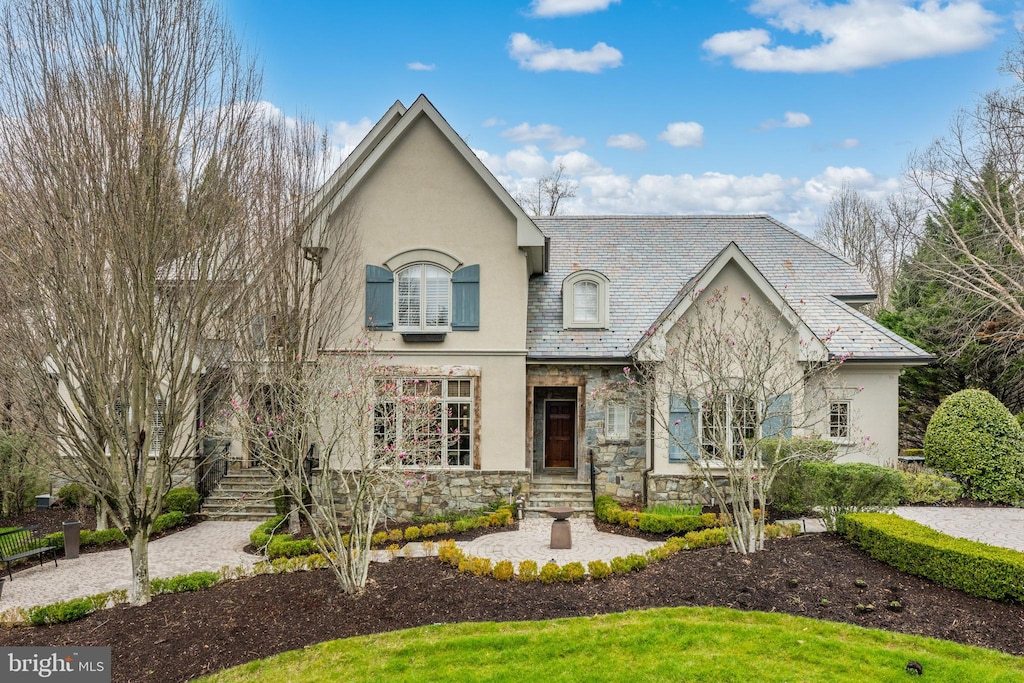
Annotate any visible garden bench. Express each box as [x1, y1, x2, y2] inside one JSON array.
[[0, 525, 57, 580]]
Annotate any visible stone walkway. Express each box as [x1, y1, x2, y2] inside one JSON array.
[[457, 517, 661, 568], [894, 506, 1024, 552], [0, 521, 259, 611], [4, 508, 1023, 613]]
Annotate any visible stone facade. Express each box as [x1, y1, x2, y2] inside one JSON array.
[[528, 364, 647, 502], [328, 470, 530, 522]]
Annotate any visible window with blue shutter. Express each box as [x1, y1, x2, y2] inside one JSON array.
[[451, 264, 480, 331], [668, 394, 700, 462], [365, 265, 394, 330], [762, 393, 792, 439]]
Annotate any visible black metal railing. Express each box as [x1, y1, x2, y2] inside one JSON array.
[[589, 448, 596, 507], [196, 437, 230, 502]]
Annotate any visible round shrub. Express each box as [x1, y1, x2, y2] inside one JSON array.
[[163, 486, 200, 515], [924, 389, 1024, 503], [58, 483, 91, 509]]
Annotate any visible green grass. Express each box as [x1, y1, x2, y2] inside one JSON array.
[[644, 502, 702, 517], [198, 607, 1024, 683]]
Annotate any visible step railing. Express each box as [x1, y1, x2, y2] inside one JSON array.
[[196, 437, 230, 503]]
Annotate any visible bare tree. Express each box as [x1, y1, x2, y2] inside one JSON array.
[[909, 42, 1024, 342], [814, 183, 922, 313], [0, 0, 262, 605], [226, 110, 360, 535], [516, 162, 578, 216], [625, 287, 845, 554]]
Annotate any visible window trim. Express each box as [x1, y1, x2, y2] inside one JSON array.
[[829, 400, 851, 441], [605, 403, 629, 440], [699, 394, 760, 461], [562, 270, 610, 329], [373, 376, 474, 469], [394, 263, 452, 333]]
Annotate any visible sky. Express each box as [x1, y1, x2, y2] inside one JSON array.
[[223, 0, 1024, 234]]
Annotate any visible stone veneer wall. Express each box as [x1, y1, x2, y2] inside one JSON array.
[[528, 364, 647, 502], [327, 470, 531, 522]]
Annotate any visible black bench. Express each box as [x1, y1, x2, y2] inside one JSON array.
[[0, 525, 57, 580]]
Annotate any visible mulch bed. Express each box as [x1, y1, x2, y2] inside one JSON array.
[[1, 532, 1022, 683]]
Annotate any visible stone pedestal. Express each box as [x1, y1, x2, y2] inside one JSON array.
[[546, 506, 574, 549], [550, 519, 572, 549]]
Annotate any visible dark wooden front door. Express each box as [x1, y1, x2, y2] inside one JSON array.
[[544, 401, 576, 469]]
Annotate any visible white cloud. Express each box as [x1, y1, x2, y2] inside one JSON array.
[[482, 117, 506, 127], [504, 145, 554, 177], [328, 117, 374, 163], [658, 122, 705, 148], [798, 165, 900, 206], [836, 138, 861, 148], [703, 0, 999, 73], [528, 0, 620, 17], [553, 150, 607, 176], [606, 132, 647, 151], [759, 111, 812, 130], [508, 33, 623, 73], [407, 62, 436, 71], [501, 122, 585, 151]]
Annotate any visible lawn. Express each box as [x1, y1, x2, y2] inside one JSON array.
[[200, 606, 1024, 683]]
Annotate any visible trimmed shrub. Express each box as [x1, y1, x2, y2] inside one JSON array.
[[539, 562, 560, 584], [900, 470, 961, 505], [57, 483, 91, 509], [587, 559, 610, 579], [683, 527, 729, 549], [163, 487, 200, 515], [492, 559, 514, 581], [250, 516, 286, 549], [610, 556, 631, 574], [267, 535, 316, 559], [387, 529, 404, 543], [758, 437, 837, 465], [843, 512, 1024, 602], [27, 597, 94, 626], [559, 562, 585, 582], [403, 526, 421, 541], [596, 496, 720, 535], [901, 448, 925, 460], [371, 532, 388, 546], [88, 528, 127, 546], [420, 523, 437, 538], [152, 511, 186, 534], [802, 462, 906, 532], [458, 556, 492, 577], [151, 571, 220, 595], [924, 389, 1024, 503], [517, 559, 539, 582]]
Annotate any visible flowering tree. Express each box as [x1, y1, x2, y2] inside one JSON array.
[[228, 340, 458, 594], [626, 286, 848, 554]]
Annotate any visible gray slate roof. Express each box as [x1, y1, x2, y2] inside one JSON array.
[[526, 215, 932, 363]]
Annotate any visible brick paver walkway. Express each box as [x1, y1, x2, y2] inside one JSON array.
[[894, 506, 1024, 552], [0, 521, 259, 611], [457, 517, 661, 569]]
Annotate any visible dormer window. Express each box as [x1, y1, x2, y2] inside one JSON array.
[[562, 270, 610, 329], [396, 263, 450, 331]]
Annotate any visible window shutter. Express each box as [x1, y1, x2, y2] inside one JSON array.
[[763, 394, 792, 439], [365, 265, 394, 330], [668, 394, 700, 462], [451, 264, 480, 331]]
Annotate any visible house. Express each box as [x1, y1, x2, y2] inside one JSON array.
[[296, 94, 932, 518]]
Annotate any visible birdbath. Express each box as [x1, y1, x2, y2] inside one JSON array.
[[546, 506, 574, 549]]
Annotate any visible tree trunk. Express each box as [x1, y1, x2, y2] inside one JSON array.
[[288, 505, 301, 535], [128, 531, 151, 606], [96, 500, 111, 531]]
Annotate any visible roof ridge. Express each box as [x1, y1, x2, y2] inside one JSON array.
[[760, 214, 863, 273]]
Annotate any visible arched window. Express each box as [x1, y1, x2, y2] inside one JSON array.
[[562, 270, 610, 329], [396, 263, 451, 331]]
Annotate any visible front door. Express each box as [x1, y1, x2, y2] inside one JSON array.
[[544, 400, 576, 469]]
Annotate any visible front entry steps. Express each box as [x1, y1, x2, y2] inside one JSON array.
[[201, 467, 278, 521], [525, 475, 594, 518]]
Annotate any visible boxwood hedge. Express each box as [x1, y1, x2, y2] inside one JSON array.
[[843, 512, 1024, 602]]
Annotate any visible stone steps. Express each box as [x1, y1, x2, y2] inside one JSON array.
[[526, 477, 594, 518], [202, 467, 278, 521]]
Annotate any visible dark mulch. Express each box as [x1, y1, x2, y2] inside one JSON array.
[[2, 532, 1022, 683]]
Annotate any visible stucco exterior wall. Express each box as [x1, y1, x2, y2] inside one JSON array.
[[316, 111, 530, 473]]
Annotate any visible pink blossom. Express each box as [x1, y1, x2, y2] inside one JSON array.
[[267, 429, 274, 437]]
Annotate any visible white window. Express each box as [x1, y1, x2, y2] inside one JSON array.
[[562, 270, 610, 329], [829, 401, 850, 440], [606, 403, 629, 440], [396, 264, 450, 331], [373, 377, 473, 468], [701, 394, 757, 459]]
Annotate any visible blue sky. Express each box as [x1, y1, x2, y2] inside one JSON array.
[[224, 0, 1022, 233]]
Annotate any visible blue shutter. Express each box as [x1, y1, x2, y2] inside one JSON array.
[[668, 394, 700, 462], [763, 394, 792, 439], [365, 265, 393, 330], [451, 264, 480, 331]]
